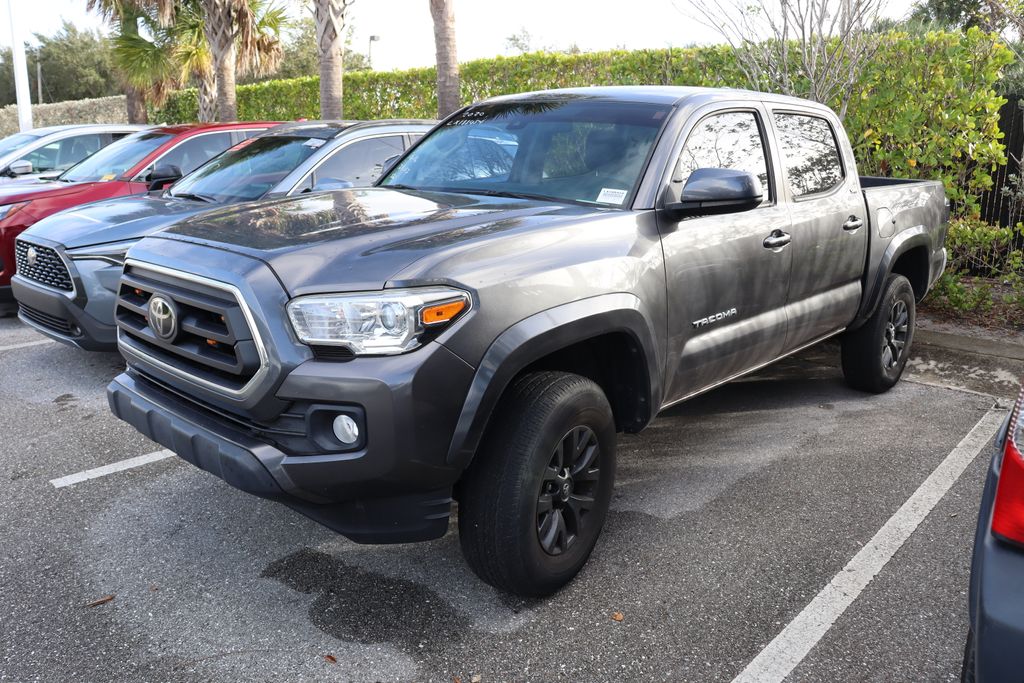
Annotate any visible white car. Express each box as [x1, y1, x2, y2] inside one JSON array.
[[0, 124, 147, 182]]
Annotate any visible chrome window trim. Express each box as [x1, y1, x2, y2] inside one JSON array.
[[14, 238, 77, 297], [116, 258, 270, 399]]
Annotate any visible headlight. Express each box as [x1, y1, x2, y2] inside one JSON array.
[[0, 202, 28, 221], [66, 240, 136, 266], [286, 287, 471, 355]]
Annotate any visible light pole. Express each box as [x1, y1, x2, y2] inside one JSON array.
[[368, 35, 380, 70], [7, 0, 32, 130]]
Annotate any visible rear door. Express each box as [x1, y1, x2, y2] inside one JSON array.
[[658, 104, 793, 404], [767, 108, 868, 351]]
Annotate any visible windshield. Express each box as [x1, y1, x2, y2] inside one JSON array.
[[169, 134, 324, 203], [0, 132, 42, 159], [60, 131, 172, 183], [381, 99, 671, 207]]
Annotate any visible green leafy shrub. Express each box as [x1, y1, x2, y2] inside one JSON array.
[[152, 30, 1011, 214]]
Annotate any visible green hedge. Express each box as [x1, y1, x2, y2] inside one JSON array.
[[152, 29, 1012, 212]]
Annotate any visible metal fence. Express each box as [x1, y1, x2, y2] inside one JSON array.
[[980, 95, 1024, 228]]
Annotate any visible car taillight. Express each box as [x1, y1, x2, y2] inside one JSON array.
[[992, 385, 1024, 544]]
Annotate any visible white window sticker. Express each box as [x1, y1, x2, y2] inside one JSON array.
[[597, 187, 627, 204], [303, 138, 326, 148]]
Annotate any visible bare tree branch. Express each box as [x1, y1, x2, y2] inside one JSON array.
[[680, 0, 886, 120]]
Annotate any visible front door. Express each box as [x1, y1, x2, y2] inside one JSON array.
[[659, 106, 793, 405]]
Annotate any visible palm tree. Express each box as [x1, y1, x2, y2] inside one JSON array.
[[429, 0, 460, 117], [87, 0, 153, 122], [101, 0, 283, 122], [313, 0, 354, 120]]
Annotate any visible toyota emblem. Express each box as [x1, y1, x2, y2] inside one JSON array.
[[147, 294, 178, 342], [25, 246, 38, 267]]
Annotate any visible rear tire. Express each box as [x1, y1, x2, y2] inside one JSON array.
[[458, 371, 616, 597], [841, 273, 915, 393]]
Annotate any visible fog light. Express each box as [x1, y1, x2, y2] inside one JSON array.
[[332, 414, 360, 445]]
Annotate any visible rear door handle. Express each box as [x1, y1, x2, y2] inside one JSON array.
[[763, 230, 792, 250], [843, 216, 864, 231]]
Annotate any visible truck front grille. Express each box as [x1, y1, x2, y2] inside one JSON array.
[[15, 240, 73, 291], [115, 263, 264, 395]]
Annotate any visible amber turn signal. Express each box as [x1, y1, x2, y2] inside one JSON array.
[[420, 299, 467, 326]]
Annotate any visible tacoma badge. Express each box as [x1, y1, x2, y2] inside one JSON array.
[[692, 308, 738, 328]]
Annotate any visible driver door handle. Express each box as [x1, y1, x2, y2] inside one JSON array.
[[763, 230, 792, 250], [843, 216, 864, 231]]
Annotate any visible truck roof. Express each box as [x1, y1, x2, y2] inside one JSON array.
[[482, 86, 834, 113]]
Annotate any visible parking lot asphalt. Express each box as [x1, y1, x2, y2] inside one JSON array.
[[0, 315, 1018, 683]]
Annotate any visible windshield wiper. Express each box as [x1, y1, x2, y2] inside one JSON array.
[[453, 188, 570, 204], [170, 191, 216, 203]]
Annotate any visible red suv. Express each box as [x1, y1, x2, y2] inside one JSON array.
[[0, 121, 277, 314]]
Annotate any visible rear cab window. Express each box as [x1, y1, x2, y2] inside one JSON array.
[[772, 112, 845, 197]]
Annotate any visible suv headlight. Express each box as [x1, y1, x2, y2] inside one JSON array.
[[66, 240, 136, 266], [286, 287, 471, 355]]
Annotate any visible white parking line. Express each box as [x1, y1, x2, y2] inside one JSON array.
[[731, 407, 1006, 683], [50, 449, 175, 489], [0, 339, 55, 353]]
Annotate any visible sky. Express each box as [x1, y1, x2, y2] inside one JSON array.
[[0, 0, 919, 72]]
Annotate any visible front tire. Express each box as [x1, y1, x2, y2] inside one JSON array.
[[841, 273, 916, 393], [458, 371, 616, 597]]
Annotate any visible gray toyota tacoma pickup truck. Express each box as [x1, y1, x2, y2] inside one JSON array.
[[106, 86, 948, 597]]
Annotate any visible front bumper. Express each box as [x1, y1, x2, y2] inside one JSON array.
[[12, 273, 117, 351], [106, 339, 475, 544], [967, 432, 1024, 682]]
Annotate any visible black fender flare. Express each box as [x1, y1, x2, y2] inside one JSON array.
[[852, 227, 933, 329], [444, 292, 661, 469]]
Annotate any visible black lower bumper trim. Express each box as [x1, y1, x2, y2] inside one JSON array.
[[106, 372, 452, 544]]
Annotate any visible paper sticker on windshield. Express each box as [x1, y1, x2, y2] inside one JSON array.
[[100, 174, 116, 181], [597, 188, 627, 204], [303, 138, 326, 148]]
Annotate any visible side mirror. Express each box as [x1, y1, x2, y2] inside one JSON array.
[[8, 159, 33, 176], [663, 168, 763, 220], [311, 177, 354, 192], [381, 153, 401, 176], [147, 164, 182, 191]]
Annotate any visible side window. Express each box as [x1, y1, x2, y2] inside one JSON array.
[[157, 132, 234, 175], [772, 113, 844, 197], [19, 134, 103, 173], [673, 111, 770, 200], [314, 135, 405, 187], [236, 129, 265, 141]]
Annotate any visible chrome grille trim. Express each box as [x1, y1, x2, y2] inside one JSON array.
[[116, 259, 270, 399]]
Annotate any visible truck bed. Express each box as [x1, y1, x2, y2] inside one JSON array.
[[856, 175, 949, 322]]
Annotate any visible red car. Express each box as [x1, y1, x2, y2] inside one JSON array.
[[0, 121, 278, 314]]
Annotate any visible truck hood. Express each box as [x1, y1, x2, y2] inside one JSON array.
[[0, 178, 104, 204], [21, 193, 209, 249], [154, 187, 603, 294]]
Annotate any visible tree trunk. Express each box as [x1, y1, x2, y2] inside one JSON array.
[[314, 0, 348, 119], [197, 70, 217, 123], [119, 9, 148, 124], [202, 0, 239, 121], [429, 0, 460, 117], [125, 87, 148, 124]]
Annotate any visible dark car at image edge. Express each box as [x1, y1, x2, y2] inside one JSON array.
[[963, 382, 1024, 682]]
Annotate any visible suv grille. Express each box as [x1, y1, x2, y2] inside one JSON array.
[[115, 263, 263, 394], [19, 303, 74, 335], [15, 240, 72, 291]]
